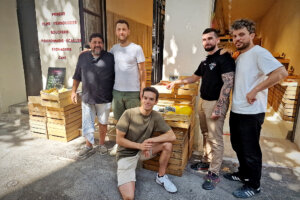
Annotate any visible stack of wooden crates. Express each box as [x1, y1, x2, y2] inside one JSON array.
[[268, 76, 300, 121], [41, 90, 82, 142], [28, 90, 82, 142], [143, 79, 199, 176]]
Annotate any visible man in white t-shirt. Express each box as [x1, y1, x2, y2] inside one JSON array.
[[223, 19, 288, 198], [110, 19, 146, 155]]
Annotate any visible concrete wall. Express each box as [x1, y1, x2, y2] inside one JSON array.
[[35, 0, 81, 88], [106, 0, 153, 26], [162, 0, 214, 80], [0, 0, 27, 113], [258, 0, 300, 74]]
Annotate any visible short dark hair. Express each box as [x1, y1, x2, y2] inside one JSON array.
[[231, 19, 256, 34], [89, 33, 104, 42], [116, 19, 130, 29], [202, 28, 219, 38], [142, 87, 159, 101]]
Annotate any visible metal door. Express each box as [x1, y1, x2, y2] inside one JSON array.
[[152, 0, 166, 84], [79, 0, 107, 50]]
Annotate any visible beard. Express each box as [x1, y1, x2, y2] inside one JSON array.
[[92, 47, 101, 55], [204, 45, 216, 52], [236, 41, 250, 51]]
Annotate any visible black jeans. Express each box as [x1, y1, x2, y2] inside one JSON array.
[[229, 111, 265, 189]]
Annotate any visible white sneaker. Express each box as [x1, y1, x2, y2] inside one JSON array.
[[156, 173, 177, 193], [109, 144, 118, 156]]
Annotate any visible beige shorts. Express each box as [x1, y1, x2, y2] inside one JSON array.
[[117, 150, 155, 186]]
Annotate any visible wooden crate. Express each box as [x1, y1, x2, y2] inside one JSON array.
[[28, 96, 48, 138], [47, 103, 82, 142], [41, 90, 73, 108], [28, 102, 46, 116], [143, 128, 189, 176], [145, 59, 152, 87], [268, 77, 300, 121], [29, 115, 48, 139]]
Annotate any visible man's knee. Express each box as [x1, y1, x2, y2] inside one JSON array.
[[119, 183, 135, 200], [162, 142, 173, 152]]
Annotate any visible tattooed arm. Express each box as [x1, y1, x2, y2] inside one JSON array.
[[211, 72, 234, 120]]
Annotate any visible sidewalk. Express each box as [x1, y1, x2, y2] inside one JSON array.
[[0, 109, 300, 199]]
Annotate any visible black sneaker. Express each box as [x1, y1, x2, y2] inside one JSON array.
[[232, 185, 260, 198], [223, 172, 244, 182], [190, 161, 210, 171], [202, 171, 220, 190]]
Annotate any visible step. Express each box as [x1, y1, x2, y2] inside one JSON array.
[[8, 102, 28, 115], [0, 112, 29, 125]]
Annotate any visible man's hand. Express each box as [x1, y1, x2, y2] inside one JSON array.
[[246, 89, 257, 104], [211, 109, 221, 120], [80, 48, 90, 55], [166, 82, 176, 90], [139, 140, 152, 151], [140, 90, 143, 100], [142, 150, 151, 158], [71, 92, 77, 104], [211, 112, 220, 120], [220, 49, 229, 55]]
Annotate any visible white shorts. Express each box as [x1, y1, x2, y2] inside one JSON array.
[[117, 150, 156, 186], [82, 102, 111, 144]]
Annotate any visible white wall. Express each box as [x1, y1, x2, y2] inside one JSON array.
[[0, 0, 27, 113], [163, 0, 214, 151], [35, 0, 81, 89], [163, 0, 214, 80]]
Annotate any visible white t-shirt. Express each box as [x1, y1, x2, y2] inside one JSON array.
[[231, 45, 282, 114], [110, 43, 145, 91]]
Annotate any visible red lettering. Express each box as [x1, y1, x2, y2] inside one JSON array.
[[52, 12, 65, 16], [50, 30, 69, 34], [42, 22, 50, 26], [66, 39, 81, 43], [41, 39, 64, 43], [52, 48, 72, 51], [53, 21, 77, 25], [58, 56, 66, 59]]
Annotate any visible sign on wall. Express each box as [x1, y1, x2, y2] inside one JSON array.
[[35, 0, 81, 89]]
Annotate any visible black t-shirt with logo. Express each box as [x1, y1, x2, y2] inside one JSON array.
[[73, 51, 115, 104], [194, 49, 235, 101]]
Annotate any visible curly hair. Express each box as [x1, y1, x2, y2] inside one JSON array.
[[231, 19, 256, 34]]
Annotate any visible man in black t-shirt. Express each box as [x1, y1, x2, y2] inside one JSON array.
[[167, 28, 235, 190], [72, 33, 115, 157]]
